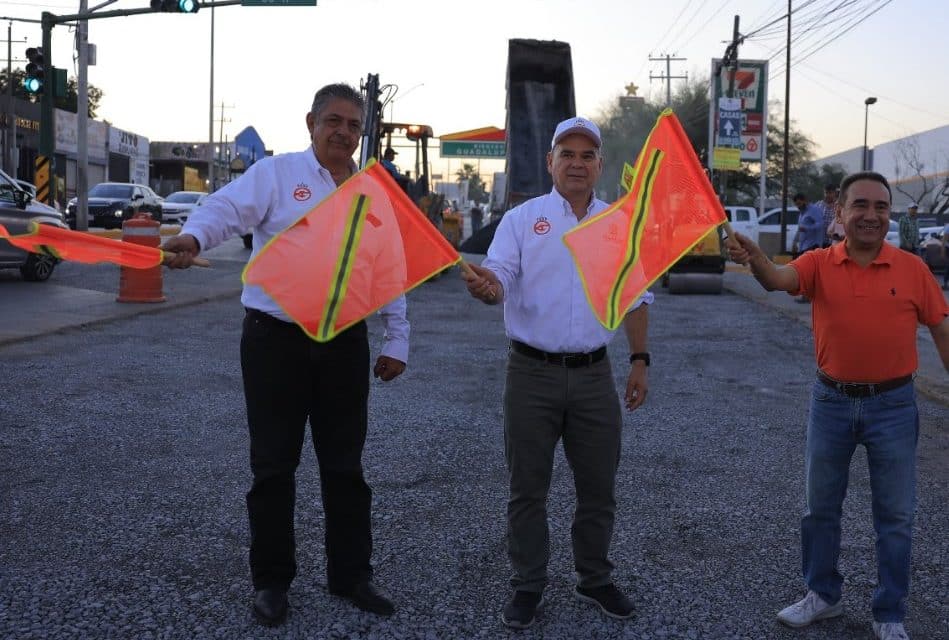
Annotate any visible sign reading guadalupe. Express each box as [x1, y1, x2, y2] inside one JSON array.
[[439, 126, 506, 159]]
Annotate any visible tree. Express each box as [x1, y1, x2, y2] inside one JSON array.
[[455, 163, 488, 204], [0, 68, 103, 118], [592, 78, 820, 205], [892, 136, 949, 222], [596, 79, 711, 201]]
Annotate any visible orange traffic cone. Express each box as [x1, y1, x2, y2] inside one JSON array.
[[116, 213, 166, 303]]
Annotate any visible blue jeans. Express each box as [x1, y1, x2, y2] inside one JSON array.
[[802, 380, 918, 622]]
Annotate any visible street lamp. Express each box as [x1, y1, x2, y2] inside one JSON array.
[[863, 96, 877, 170]]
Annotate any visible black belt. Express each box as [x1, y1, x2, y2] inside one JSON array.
[[817, 371, 913, 398], [511, 340, 606, 368], [245, 307, 296, 328]]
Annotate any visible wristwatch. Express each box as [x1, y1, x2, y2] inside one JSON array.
[[629, 352, 650, 366]]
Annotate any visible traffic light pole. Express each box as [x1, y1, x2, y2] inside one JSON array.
[[33, 0, 244, 218], [39, 13, 53, 206]]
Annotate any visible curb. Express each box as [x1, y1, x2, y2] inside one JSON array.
[[0, 286, 243, 348]]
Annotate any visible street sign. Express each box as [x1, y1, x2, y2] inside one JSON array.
[[712, 147, 741, 170], [241, 0, 316, 5], [717, 97, 741, 147], [439, 140, 505, 158]]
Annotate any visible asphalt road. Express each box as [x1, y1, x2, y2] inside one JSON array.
[[1, 258, 947, 640]]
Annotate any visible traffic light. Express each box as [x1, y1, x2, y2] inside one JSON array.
[[150, 0, 200, 12], [24, 47, 45, 94]]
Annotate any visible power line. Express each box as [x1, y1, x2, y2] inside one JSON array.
[[767, 0, 893, 82], [646, 0, 698, 57], [668, 0, 733, 54]]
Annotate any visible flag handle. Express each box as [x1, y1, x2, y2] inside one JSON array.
[[460, 261, 477, 278], [162, 251, 211, 268], [722, 220, 740, 248]]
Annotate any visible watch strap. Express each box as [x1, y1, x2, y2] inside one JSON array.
[[629, 352, 650, 366]]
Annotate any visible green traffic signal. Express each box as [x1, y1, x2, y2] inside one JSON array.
[[150, 0, 200, 12], [23, 76, 42, 93], [24, 47, 45, 94]]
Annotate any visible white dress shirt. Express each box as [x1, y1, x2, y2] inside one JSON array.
[[482, 188, 654, 353], [182, 146, 410, 363]]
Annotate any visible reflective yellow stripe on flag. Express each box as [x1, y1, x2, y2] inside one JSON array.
[[607, 149, 664, 328], [319, 193, 370, 341]]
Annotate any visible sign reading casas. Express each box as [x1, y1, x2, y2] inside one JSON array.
[[708, 58, 769, 163]]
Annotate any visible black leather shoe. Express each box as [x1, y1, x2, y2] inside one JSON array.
[[330, 581, 395, 616], [253, 588, 288, 627]]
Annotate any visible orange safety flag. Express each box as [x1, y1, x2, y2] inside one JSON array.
[[563, 108, 727, 330], [0, 221, 163, 269], [242, 160, 461, 342]]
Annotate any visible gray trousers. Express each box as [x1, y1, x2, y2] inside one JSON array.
[[503, 349, 623, 593]]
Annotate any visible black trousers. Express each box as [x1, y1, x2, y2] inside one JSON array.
[[240, 308, 372, 591]]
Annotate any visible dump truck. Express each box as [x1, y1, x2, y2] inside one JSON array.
[[460, 39, 576, 255], [503, 38, 576, 210]]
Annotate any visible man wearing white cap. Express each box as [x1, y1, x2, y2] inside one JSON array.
[[463, 116, 653, 629], [898, 203, 920, 254]]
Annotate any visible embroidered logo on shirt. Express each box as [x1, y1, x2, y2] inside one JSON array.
[[293, 184, 312, 202], [533, 217, 551, 235]]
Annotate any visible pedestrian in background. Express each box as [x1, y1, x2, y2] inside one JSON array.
[[820, 183, 839, 247], [163, 83, 405, 627], [898, 202, 920, 254], [470, 204, 484, 234], [792, 193, 825, 302], [462, 116, 652, 630], [792, 193, 825, 256], [727, 171, 949, 640]]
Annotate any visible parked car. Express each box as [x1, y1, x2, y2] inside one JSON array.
[[758, 207, 800, 253], [161, 190, 207, 224], [0, 168, 67, 281], [65, 182, 163, 229]]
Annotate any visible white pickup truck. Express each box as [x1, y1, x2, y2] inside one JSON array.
[[725, 205, 899, 253], [725, 205, 798, 253]]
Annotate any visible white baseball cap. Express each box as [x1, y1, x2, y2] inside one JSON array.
[[551, 117, 601, 149]]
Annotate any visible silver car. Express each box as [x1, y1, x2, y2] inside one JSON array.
[[0, 168, 67, 281], [161, 190, 207, 225]]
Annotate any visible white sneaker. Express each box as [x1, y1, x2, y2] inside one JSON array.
[[776, 590, 843, 628], [873, 621, 910, 640]]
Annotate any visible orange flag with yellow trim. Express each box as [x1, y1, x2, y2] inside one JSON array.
[[242, 160, 461, 342], [563, 109, 726, 329], [0, 221, 164, 269]]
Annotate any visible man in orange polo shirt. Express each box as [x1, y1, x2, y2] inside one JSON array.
[[727, 171, 949, 640]]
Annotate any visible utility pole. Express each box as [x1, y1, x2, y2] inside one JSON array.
[[3, 22, 25, 176], [648, 54, 687, 106], [77, 0, 89, 230], [216, 100, 232, 184], [780, 0, 791, 255], [716, 16, 741, 204], [207, 4, 215, 192]]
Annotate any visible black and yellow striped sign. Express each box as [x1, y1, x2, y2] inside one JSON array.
[[34, 155, 50, 204]]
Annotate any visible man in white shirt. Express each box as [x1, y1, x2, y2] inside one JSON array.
[[163, 83, 405, 626], [463, 117, 652, 629]]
